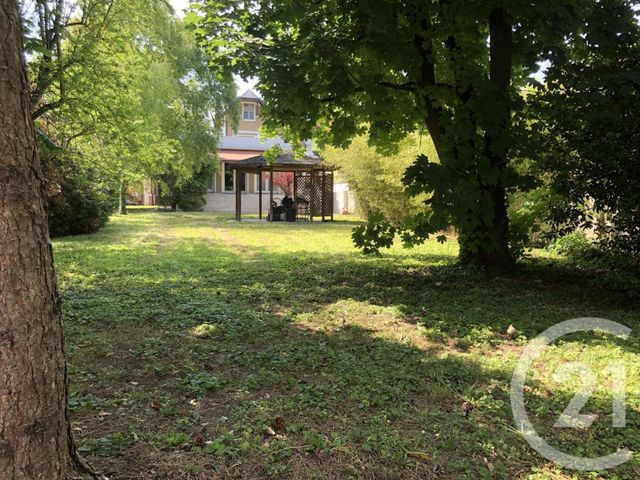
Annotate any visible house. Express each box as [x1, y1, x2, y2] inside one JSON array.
[[204, 89, 310, 214], [127, 179, 160, 206]]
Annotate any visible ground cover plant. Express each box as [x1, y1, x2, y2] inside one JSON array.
[[55, 211, 639, 479]]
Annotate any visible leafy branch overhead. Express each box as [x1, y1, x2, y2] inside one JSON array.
[[22, 0, 238, 232], [193, 0, 640, 266]]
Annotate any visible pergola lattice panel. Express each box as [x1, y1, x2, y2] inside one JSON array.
[[228, 152, 334, 222], [294, 171, 334, 221], [294, 173, 311, 221]]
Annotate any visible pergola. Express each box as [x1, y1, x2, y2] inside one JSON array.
[[228, 152, 335, 222]]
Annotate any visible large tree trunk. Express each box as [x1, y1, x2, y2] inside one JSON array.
[[458, 6, 513, 268], [0, 2, 102, 479], [416, 6, 514, 268]]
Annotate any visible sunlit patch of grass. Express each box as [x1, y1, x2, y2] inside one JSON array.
[[191, 323, 217, 338]]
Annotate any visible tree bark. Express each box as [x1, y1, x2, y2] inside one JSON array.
[[458, 6, 514, 268], [119, 177, 128, 215], [0, 2, 103, 478]]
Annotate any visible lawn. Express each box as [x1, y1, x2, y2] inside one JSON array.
[[54, 212, 639, 479]]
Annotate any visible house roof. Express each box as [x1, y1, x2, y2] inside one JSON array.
[[219, 135, 315, 155], [238, 89, 263, 103], [227, 152, 333, 172]]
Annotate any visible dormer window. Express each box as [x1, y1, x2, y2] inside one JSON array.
[[242, 102, 256, 121]]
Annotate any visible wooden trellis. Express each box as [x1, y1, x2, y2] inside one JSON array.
[[294, 170, 334, 222], [228, 152, 335, 222]]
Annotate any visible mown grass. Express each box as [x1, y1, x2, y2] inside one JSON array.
[[54, 212, 639, 479]]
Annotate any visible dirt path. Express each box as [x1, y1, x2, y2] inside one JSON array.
[[209, 221, 255, 258]]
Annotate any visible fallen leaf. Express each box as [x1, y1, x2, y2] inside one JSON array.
[[271, 416, 287, 433], [192, 434, 205, 447], [407, 451, 430, 462]]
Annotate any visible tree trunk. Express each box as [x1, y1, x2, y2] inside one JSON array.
[[119, 177, 128, 215], [414, 8, 513, 268], [458, 6, 513, 268], [0, 2, 102, 479]]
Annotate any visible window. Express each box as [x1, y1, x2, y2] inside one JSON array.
[[208, 174, 216, 192], [224, 163, 246, 192], [224, 164, 234, 192], [255, 172, 271, 192], [239, 172, 246, 192], [242, 102, 256, 121]]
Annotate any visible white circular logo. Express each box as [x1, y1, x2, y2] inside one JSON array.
[[510, 317, 632, 471]]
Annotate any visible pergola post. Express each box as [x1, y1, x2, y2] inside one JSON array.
[[309, 169, 314, 222], [235, 168, 241, 221], [321, 169, 326, 222], [269, 167, 274, 223], [330, 171, 334, 221], [293, 172, 298, 202], [258, 166, 263, 220]]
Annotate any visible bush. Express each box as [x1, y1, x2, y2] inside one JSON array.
[[44, 156, 116, 237], [158, 162, 215, 211], [549, 231, 639, 272], [548, 231, 594, 258], [532, 46, 640, 257], [322, 132, 436, 223]]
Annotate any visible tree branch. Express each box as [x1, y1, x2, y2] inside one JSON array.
[[412, 16, 445, 154], [32, 99, 65, 120], [378, 81, 416, 92]]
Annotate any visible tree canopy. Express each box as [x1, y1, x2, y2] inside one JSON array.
[[193, 0, 640, 266], [22, 0, 237, 231]]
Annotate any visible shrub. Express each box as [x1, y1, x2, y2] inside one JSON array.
[[322, 132, 436, 223], [548, 231, 639, 272], [548, 231, 594, 259], [158, 162, 215, 211], [43, 156, 116, 237]]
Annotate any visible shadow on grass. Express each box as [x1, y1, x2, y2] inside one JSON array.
[[57, 223, 640, 479]]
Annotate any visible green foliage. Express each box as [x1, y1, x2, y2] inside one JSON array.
[[78, 432, 135, 457], [548, 231, 640, 274], [194, 0, 640, 265], [42, 153, 116, 237], [352, 212, 397, 255], [161, 432, 190, 448], [322, 132, 435, 222], [159, 161, 216, 211], [143, 22, 237, 206], [506, 187, 555, 254], [182, 371, 220, 397], [548, 231, 593, 258], [23, 1, 236, 233], [530, 31, 640, 257]]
